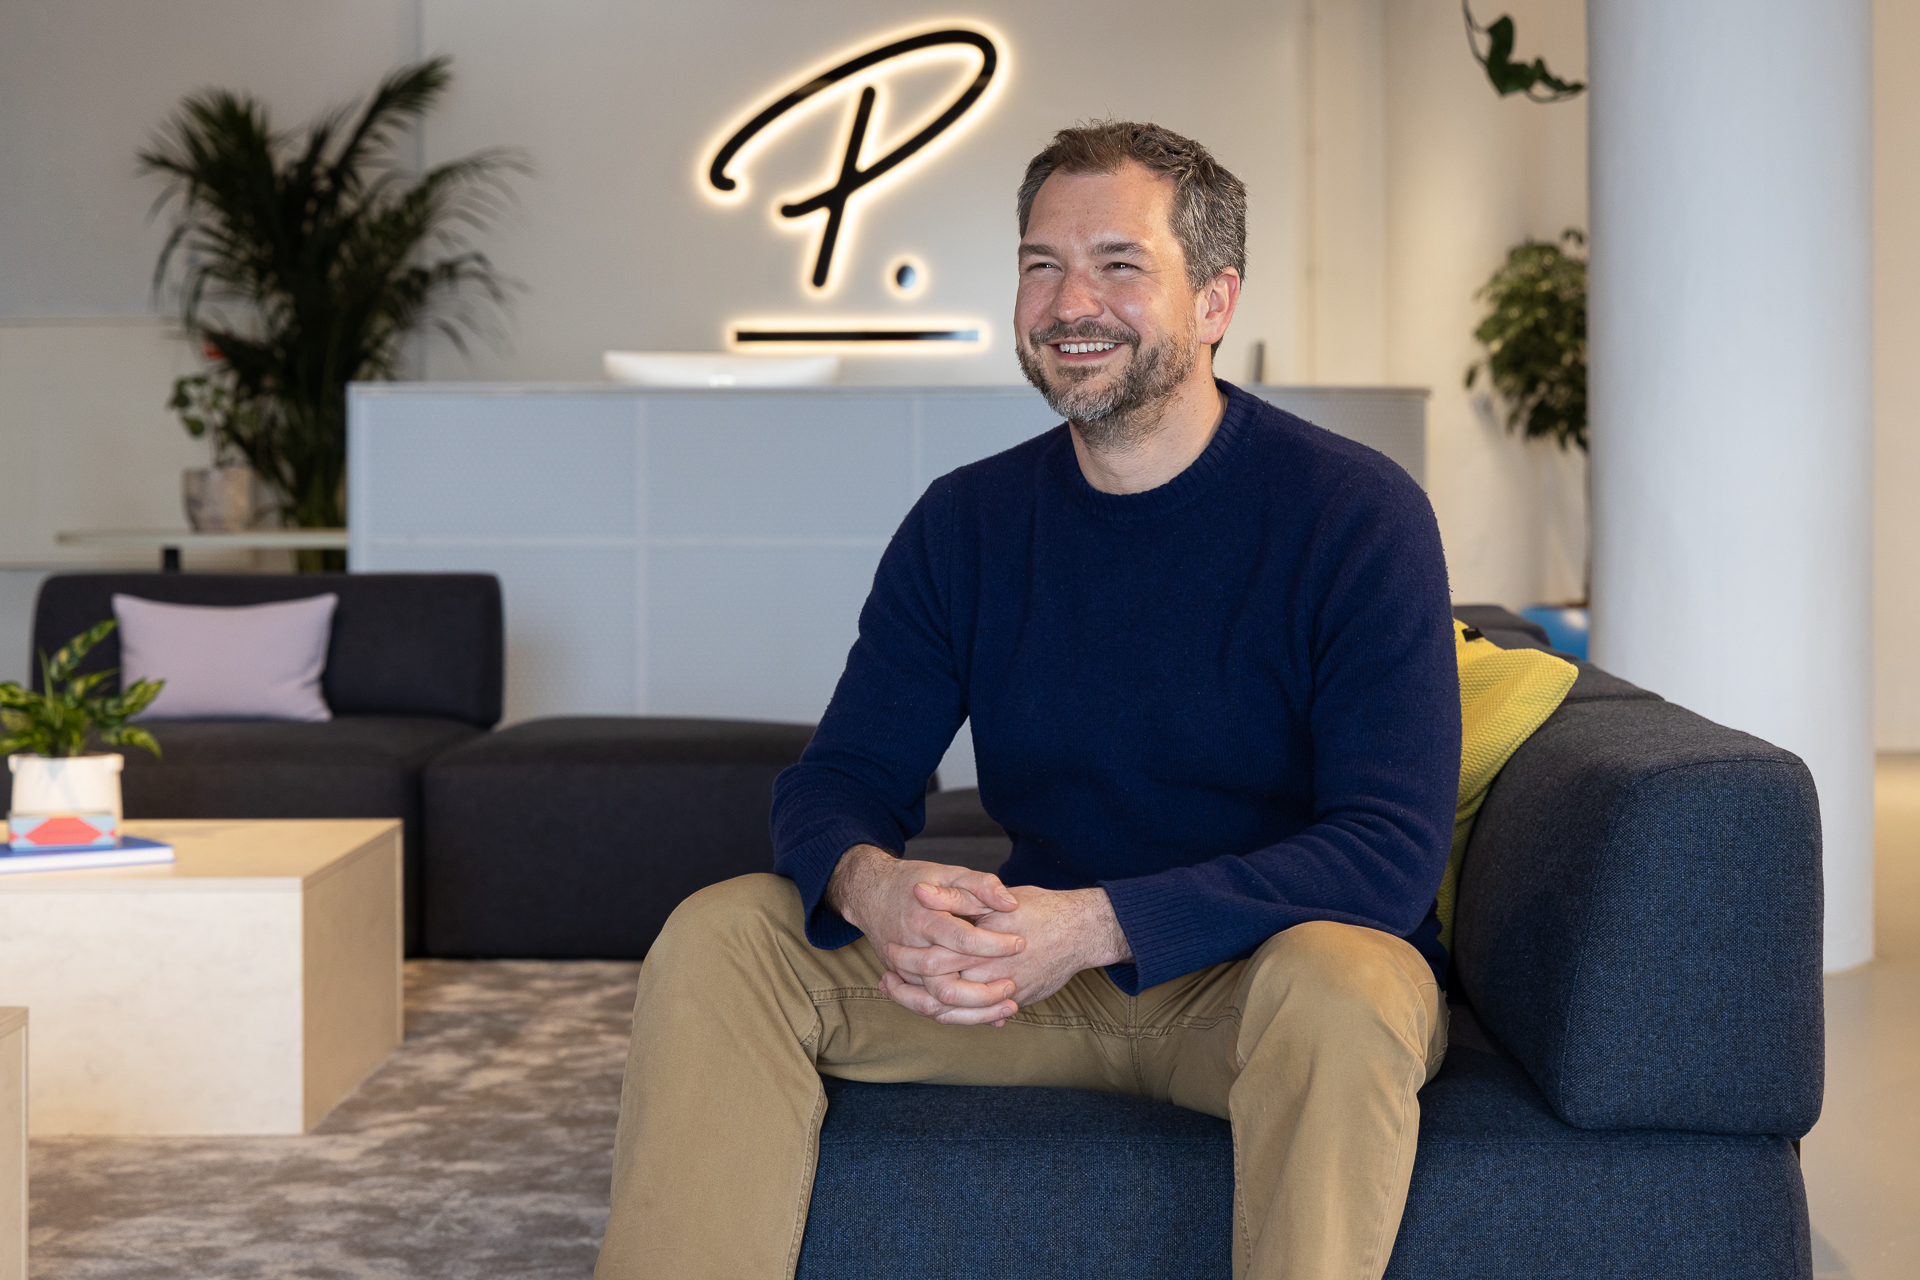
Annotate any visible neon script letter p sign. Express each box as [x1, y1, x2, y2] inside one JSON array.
[[707, 29, 999, 291]]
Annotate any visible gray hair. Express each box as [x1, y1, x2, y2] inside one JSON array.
[[1016, 121, 1247, 291]]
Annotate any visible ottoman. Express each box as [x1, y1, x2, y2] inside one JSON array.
[[421, 716, 815, 958]]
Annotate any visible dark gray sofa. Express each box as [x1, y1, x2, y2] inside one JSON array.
[[27, 580, 1825, 1275], [798, 606, 1825, 1279], [31, 572, 504, 955], [419, 717, 816, 958], [29, 572, 818, 961]]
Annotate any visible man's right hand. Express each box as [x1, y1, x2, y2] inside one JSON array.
[[825, 844, 1025, 1026]]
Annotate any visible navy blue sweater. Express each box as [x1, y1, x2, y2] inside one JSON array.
[[772, 382, 1461, 991]]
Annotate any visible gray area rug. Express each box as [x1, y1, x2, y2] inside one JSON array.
[[29, 961, 640, 1279]]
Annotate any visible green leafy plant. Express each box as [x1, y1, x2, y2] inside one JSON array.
[[1463, 3, 1585, 102], [1466, 228, 1587, 453], [0, 622, 164, 759], [168, 368, 257, 468], [141, 57, 524, 569]]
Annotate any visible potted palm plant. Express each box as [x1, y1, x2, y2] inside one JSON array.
[[0, 622, 164, 845], [141, 57, 523, 569]]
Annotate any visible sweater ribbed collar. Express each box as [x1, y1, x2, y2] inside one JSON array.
[[1056, 379, 1254, 523]]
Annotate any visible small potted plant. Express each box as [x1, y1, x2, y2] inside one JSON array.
[[0, 621, 164, 846], [170, 363, 261, 533]]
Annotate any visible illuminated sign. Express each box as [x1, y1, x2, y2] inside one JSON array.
[[703, 25, 1003, 349], [728, 319, 986, 353]]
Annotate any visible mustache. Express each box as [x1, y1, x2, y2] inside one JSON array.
[[1028, 321, 1139, 349]]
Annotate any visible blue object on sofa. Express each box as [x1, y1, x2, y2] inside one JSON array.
[[797, 606, 1823, 1279], [1518, 603, 1590, 660]]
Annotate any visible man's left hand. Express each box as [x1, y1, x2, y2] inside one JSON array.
[[878, 884, 1132, 1024]]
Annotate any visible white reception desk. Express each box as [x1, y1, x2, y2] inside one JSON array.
[[348, 383, 1426, 788]]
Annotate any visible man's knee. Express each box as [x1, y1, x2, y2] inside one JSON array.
[[649, 872, 803, 970], [1238, 920, 1436, 1052]]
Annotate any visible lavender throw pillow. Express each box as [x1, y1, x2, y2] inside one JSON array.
[[113, 593, 338, 722]]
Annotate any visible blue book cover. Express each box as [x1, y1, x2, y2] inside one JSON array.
[[0, 835, 176, 875]]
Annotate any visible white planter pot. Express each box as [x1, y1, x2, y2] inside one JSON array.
[[8, 753, 124, 819], [182, 466, 254, 533]]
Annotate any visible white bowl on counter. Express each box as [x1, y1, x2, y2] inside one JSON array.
[[602, 351, 841, 388]]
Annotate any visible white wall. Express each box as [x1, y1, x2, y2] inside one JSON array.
[[1876, 0, 1920, 749], [1304, 0, 1388, 384], [0, 320, 205, 560]]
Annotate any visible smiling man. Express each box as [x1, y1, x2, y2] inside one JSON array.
[[596, 122, 1460, 1280]]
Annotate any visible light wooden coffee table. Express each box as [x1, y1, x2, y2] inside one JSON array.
[[0, 819, 401, 1136], [0, 1007, 22, 1280]]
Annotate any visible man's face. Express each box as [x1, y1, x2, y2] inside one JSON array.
[[1014, 162, 1204, 436]]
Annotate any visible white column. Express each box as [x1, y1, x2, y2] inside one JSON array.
[[1587, 0, 1874, 970]]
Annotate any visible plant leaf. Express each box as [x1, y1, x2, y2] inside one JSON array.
[[6, 624, 171, 758], [100, 725, 163, 760], [1463, 3, 1585, 103], [44, 619, 116, 684], [114, 679, 168, 719]]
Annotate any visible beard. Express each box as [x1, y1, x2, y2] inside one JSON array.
[[1015, 316, 1199, 451]]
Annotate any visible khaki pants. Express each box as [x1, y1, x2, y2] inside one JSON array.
[[596, 874, 1446, 1280]]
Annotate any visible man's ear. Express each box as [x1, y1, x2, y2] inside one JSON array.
[[1197, 268, 1241, 348]]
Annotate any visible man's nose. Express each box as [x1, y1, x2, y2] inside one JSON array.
[[1052, 270, 1101, 322]]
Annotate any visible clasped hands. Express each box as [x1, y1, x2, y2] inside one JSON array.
[[825, 843, 1130, 1026]]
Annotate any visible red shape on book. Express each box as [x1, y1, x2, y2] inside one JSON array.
[[18, 816, 108, 847]]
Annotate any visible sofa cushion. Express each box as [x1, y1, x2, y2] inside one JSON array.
[[115, 592, 337, 722], [34, 573, 503, 727], [121, 715, 485, 956], [422, 717, 816, 958], [1438, 620, 1577, 950], [1452, 604, 1659, 705], [799, 1001, 1810, 1280]]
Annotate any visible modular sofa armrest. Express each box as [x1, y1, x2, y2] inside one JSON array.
[[1453, 695, 1824, 1136]]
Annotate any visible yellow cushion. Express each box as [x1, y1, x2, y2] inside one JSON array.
[[1438, 619, 1579, 952]]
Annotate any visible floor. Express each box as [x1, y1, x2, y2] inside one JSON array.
[[1803, 755, 1920, 1280], [27, 961, 640, 1279], [24, 765, 1920, 1278]]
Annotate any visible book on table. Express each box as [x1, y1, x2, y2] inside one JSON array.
[[2, 811, 175, 873]]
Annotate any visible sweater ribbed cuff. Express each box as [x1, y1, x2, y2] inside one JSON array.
[[1097, 870, 1226, 994], [776, 821, 898, 951]]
